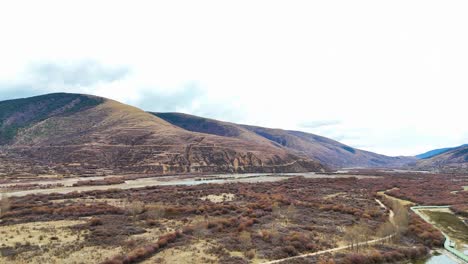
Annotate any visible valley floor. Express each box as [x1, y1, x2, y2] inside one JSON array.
[[0, 171, 467, 264]]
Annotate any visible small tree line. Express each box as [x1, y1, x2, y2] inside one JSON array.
[[344, 198, 409, 251]]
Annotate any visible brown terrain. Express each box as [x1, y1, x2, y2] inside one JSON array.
[[1, 93, 467, 264], [153, 112, 416, 169], [1, 171, 466, 264], [3, 92, 467, 177], [0, 93, 325, 178], [414, 145, 468, 173]]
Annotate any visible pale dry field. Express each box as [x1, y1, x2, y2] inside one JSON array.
[[0, 220, 123, 264]]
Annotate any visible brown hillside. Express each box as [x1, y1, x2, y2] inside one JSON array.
[[0, 93, 325, 177], [414, 145, 468, 173], [153, 112, 416, 168]]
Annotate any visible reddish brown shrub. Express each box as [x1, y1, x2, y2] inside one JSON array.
[[89, 217, 103, 226], [102, 231, 181, 264], [407, 214, 444, 247]]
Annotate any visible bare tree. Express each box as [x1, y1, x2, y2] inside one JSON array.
[[193, 224, 209, 241], [285, 203, 297, 224], [355, 221, 372, 248], [392, 201, 409, 235], [376, 221, 396, 244], [344, 222, 372, 252], [125, 200, 146, 221], [239, 231, 252, 249], [0, 191, 10, 217], [146, 203, 166, 219], [344, 225, 360, 250], [343, 227, 355, 250], [272, 202, 281, 219]]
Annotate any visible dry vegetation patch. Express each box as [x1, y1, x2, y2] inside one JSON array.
[[377, 189, 414, 206], [0, 220, 87, 248], [201, 193, 235, 203], [0, 220, 99, 263], [323, 192, 346, 199], [1, 172, 466, 263], [50, 198, 127, 207], [141, 240, 218, 264]]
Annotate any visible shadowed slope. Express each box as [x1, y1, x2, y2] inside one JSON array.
[[0, 93, 103, 145], [416, 144, 468, 159], [153, 112, 416, 168]]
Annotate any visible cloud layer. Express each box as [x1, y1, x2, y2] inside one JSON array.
[[0, 61, 130, 101], [1, 1, 467, 156]]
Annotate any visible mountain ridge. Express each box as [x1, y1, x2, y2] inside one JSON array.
[[416, 144, 468, 159], [0, 93, 326, 177], [152, 112, 416, 169], [0, 93, 103, 145], [0, 93, 439, 177], [414, 144, 468, 173]]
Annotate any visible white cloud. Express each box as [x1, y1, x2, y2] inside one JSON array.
[[0, 0, 467, 156]]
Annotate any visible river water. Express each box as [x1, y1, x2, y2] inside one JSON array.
[[423, 254, 458, 264], [2, 172, 376, 197]]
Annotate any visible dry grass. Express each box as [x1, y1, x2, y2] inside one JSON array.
[[141, 240, 218, 264], [323, 192, 346, 199], [0, 220, 124, 264], [0, 220, 129, 264], [132, 219, 185, 241], [377, 189, 415, 206], [228, 250, 268, 264], [49, 198, 127, 207], [0, 220, 87, 248], [17, 246, 124, 264], [200, 193, 235, 203]]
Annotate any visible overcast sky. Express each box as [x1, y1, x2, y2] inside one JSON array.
[[0, 1, 467, 156]]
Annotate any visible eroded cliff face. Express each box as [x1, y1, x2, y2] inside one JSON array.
[[0, 93, 326, 177], [2, 145, 324, 177]]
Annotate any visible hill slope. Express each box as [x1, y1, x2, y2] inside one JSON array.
[[0, 93, 325, 177], [0, 93, 103, 145], [153, 112, 415, 168], [415, 144, 468, 159], [415, 145, 468, 173]]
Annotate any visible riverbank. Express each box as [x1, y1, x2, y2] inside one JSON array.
[[411, 206, 468, 263], [1, 172, 378, 197], [378, 189, 467, 263]]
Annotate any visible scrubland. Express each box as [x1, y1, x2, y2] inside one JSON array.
[[0, 172, 466, 263]]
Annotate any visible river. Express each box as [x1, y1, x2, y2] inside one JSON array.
[[1, 172, 376, 197]]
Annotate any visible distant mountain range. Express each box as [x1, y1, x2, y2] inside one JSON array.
[[153, 112, 414, 169], [416, 144, 468, 159], [1, 93, 465, 176], [414, 144, 468, 173]]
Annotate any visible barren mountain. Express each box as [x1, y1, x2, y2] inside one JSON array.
[[153, 112, 416, 168], [414, 144, 468, 173], [0, 93, 325, 177]]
